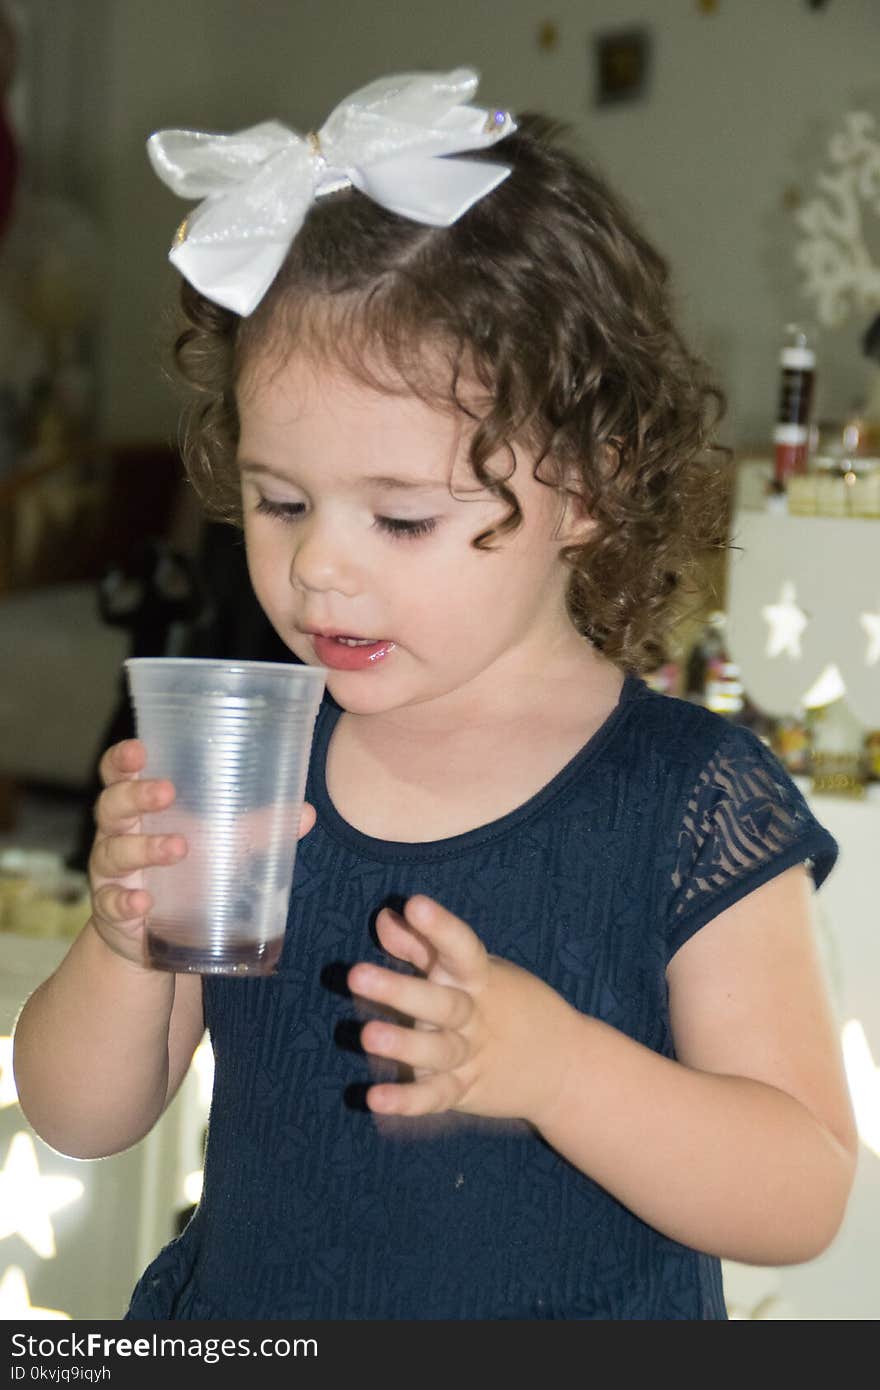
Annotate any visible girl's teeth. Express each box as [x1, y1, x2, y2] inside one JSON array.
[[336, 636, 377, 647]]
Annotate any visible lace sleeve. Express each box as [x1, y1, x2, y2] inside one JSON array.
[[666, 723, 838, 961]]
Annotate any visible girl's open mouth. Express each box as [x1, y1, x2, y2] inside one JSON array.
[[310, 634, 397, 670]]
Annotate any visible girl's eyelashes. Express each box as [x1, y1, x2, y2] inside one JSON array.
[[374, 515, 436, 539], [253, 497, 310, 523], [253, 495, 437, 540]]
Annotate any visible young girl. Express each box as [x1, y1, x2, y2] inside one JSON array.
[[13, 69, 856, 1321]]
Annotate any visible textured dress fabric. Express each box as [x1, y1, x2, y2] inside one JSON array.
[[125, 673, 838, 1321]]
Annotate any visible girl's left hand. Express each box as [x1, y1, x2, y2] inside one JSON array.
[[347, 895, 580, 1126]]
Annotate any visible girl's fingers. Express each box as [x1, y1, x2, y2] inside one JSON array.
[[361, 1019, 470, 1073], [98, 739, 147, 787], [92, 883, 151, 928], [94, 777, 176, 834], [348, 963, 472, 1031], [398, 896, 487, 987], [90, 832, 187, 880], [374, 908, 433, 974], [367, 1072, 464, 1117]]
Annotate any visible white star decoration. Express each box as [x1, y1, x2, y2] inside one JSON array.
[[0, 1132, 84, 1258], [0, 1265, 69, 1319], [861, 604, 880, 667], [0, 1037, 17, 1108], [762, 581, 808, 659]]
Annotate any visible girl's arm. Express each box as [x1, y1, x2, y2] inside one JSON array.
[[350, 868, 858, 1268], [14, 736, 316, 1161], [13, 922, 205, 1159], [534, 863, 858, 1265], [13, 738, 203, 1159]]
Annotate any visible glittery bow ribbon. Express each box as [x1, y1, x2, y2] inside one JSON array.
[[147, 67, 516, 315]]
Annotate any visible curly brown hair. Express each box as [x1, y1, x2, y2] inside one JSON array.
[[171, 113, 731, 672]]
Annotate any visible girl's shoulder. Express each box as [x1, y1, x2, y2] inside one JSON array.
[[623, 678, 757, 768], [622, 684, 833, 869]]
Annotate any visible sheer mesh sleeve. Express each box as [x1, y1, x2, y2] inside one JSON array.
[[666, 723, 838, 960]]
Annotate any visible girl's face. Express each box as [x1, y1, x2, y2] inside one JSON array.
[[236, 352, 592, 725]]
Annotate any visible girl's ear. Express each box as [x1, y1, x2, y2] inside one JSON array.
[[555, 488, 596, 546], [553, 464, 597, 546], [554, 441, 620, 544]]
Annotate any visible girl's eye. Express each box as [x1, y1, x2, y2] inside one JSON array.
[[254, 496, 436, 540], [374, 515, 436, 539], [254, 498, 304, 521], [254, 498, 305, 522]]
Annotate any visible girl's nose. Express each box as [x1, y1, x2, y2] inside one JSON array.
[[288, 515, 359, 596]]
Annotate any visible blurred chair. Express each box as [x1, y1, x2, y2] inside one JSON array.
[[0, 440, 186, 827]]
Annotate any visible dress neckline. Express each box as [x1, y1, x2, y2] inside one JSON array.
[[308, 670, 646, 863]]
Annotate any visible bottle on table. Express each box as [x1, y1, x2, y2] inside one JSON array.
[[773, 711, 811, 776], [773, 323, 816, 487], [685, 610, 743, 717]]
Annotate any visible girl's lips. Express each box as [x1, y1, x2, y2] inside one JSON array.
[[310, 633, 397, 671]]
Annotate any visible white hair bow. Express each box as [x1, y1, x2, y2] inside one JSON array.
[[147, 67, 516, 316]]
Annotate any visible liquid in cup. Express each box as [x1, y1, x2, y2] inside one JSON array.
[[124, 658, 326, 975]]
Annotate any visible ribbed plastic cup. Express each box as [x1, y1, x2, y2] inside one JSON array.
[[124, 658, 326, 976]]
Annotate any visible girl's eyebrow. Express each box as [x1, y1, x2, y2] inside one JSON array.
[[237, 460, 447, 492]]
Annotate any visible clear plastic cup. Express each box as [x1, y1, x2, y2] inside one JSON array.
[[124, 657, 326, 976]]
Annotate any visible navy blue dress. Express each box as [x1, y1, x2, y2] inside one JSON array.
[[126, 673, 837, 1320]]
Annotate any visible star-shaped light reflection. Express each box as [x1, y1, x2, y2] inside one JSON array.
[[0, 1265, 70, 1319], [0, 1132, 84, 1258], [0, 1037, 17, 1108], [860, 603, 880, 667], [762, 580, 808, 659], [192, 1038, 215, 1111], [841, 1019, 880, 1160]]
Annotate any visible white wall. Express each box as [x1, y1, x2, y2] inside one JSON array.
[[24, 1, 880, 444]]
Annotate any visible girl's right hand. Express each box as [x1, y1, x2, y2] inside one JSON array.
[[88, 738, 317, 969]]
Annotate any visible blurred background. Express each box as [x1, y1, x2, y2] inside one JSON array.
[[0, 0, 878, 1320]]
